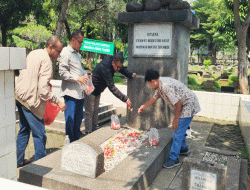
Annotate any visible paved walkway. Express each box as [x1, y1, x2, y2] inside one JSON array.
[[16, 116, 249, 189]]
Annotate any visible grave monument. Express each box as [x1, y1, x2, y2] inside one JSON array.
[[118, 1, 200, 130]]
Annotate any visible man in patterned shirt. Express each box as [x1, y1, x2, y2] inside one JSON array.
[[138, 69, 200, 168]]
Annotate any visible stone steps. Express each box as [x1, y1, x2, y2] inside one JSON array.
[[16, 103, 118, 135], [46, 103, 117, 135]]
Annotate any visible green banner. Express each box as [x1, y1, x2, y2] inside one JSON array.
[[81, 38, 114, 55]]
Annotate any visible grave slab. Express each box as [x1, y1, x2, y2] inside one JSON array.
[[18, 126, 173, 190], [182, 157, 227, 190], [61, 142, 104, 178], [174, 148, 242, 190]]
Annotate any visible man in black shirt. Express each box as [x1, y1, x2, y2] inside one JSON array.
[[84, 53, 136, 134]]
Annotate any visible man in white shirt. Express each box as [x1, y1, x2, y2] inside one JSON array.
[[58, 29, 88, 143]]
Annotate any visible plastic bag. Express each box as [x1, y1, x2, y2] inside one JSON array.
[[85, 74, 95, 95], [79, 73, 88, 91], [148, 128, 159, 146], [111, 114, 120, 130], [44, 101, 60, 125], [79, 73, 95, 95]]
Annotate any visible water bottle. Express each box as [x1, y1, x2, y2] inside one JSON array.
[[79, 73, 88, 91], [64, 135, 70, 146]]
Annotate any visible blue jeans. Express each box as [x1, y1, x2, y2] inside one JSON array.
[[64, 95, 84, 143], [16, 102, 47, 167], [169, 116, 193, 161]]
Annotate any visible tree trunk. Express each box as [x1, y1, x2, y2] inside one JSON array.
[[1, 24, 7, 47], [234, 0, 250, 94], [212, 44, 217, 65], [237, 31, 249, 94], [64, 19, 71, 40], [247, 27, 250, 53], [198, 47, 200, 63], [86, 52, 92, 70], [55, 0, 69, 39]]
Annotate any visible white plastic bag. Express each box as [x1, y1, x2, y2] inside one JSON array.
[[79, 73, 95, 95], [85, 74, 95, 95], [79, 73, 88, 91], [111, 114, 120, 130], [148, 128, 159, 146]]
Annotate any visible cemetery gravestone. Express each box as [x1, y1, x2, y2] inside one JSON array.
[[18, 127, 173, 190], [197, 71, 203, 76], [202, 80, 214, 90], [221, 86, 235, 93], [221, 73, 229, 80], [61, 142, 104, 178], [182, 150, 242, 190], [119, 9, 200, 130], [203, 73, 211, 78]]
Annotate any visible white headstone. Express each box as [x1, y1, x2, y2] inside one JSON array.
[[61, 142, 97, 178], [190, 169, 217, 190]]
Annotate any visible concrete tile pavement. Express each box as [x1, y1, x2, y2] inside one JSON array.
[[149, 121, 213, 190]]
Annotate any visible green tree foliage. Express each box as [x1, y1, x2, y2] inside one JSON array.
[[203, 59, 212, 69], [228, 75, 238, 86], [191, 0, 229, 64], [217, 0, 250, 53], [0, 0, 133, 72], [0, 0, 43, 46], [12, 21, 53, 50]]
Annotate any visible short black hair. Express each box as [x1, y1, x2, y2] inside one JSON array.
[[145, 69, 160, 82], [70, 29, 84, 41], [113, 53, 124, 64], [46, 35, 62, 48]]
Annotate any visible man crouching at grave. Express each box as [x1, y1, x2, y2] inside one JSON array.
[[84, 53, 136, 134], [15, 36, 67, 168], [138, 69, 200, 168]]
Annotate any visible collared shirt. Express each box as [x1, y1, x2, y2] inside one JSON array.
[[58, 45, 87, 99], [153, 77, 200, 118], [15, 49, 59, 120]]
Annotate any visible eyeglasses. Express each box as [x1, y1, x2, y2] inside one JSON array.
[[115, 63, 123, 70], [74, 38, 83, 44]]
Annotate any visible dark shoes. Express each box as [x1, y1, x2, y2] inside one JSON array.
[[93, 125, 100, 131], [180, 148, 189, 155], [162, 148, 189, 169], [17, 159, 31, 168], [85, 126, 101, 135], [163, 159, 180, 168]]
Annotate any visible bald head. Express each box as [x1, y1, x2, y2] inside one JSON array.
[[46, 35, 63, 59], [46, 35, 62, 48]]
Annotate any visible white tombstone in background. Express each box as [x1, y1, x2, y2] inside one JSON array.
[[0, 47, 26, 180]]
